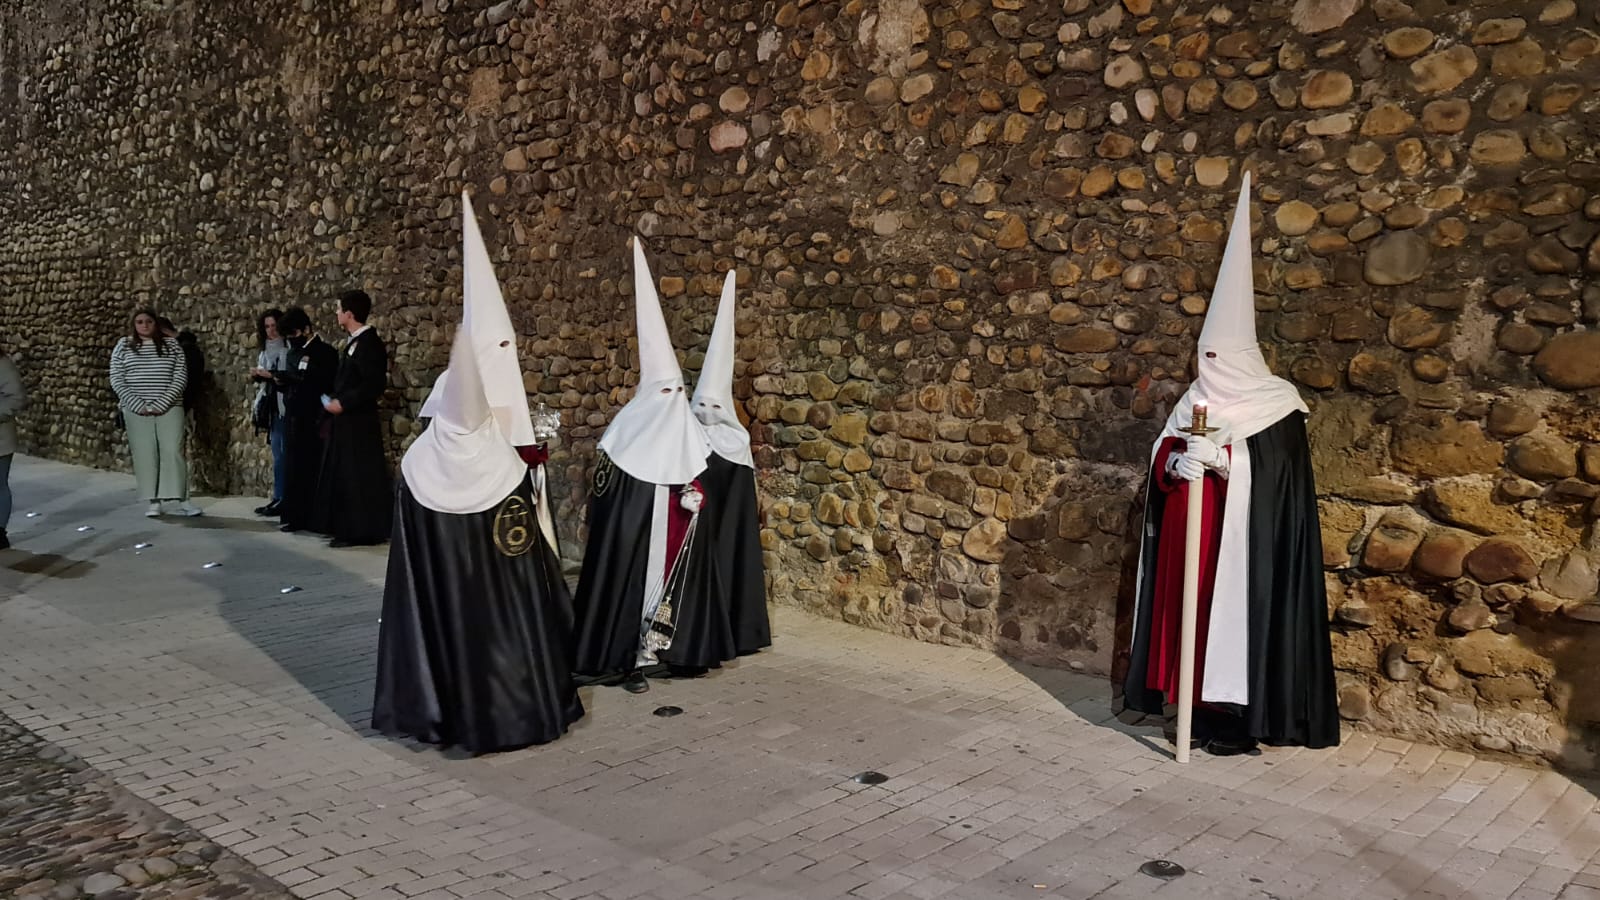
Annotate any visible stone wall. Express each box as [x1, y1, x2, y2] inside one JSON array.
[[3, 0, 1600, 765]]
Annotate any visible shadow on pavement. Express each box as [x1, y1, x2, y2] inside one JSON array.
[[203, 528, 386, 734]]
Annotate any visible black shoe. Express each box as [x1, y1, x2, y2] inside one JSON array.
[[280, 523, 303, 533], [622, 670, 650, 694], [0, 530, 9, 551], [1201, 739, 1262, 758], [329, 539, 354, 548], [255, 501, 281, 516]]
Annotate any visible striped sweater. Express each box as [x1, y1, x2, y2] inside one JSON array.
[[110, 337, 187, 414]]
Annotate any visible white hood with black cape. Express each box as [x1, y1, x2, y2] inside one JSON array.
[[573, 237, 739, 684], [1122, 173, 1338, 750], [689, 270, 772, 657], [372, 191, 584, 754]]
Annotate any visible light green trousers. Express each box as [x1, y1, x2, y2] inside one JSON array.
[[124, 407, 189, 501]]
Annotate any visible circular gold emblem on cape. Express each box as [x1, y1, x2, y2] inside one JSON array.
[[493, 494, 534, 557], [591, 451, 616, 497]]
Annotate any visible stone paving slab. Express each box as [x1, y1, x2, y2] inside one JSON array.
[[0, 707, 294, 900], [2, 456, 1599, 900]]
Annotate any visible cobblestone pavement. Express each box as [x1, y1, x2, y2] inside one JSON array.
[[0, 709, 292, 900], [2, 456, 1600, 900]]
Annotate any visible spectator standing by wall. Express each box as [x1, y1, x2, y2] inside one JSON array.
[[309, 290, 391, 547], [110, 309, 201, 517], [274, 307, 338, 533], [0, 346, 26, 549], [249, 308, 289, 515]]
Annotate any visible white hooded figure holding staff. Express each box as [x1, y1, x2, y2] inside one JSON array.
[[1122, 173, 1340, 757]]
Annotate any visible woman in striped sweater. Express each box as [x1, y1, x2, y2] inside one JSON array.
[[110, 309, 202, 517]]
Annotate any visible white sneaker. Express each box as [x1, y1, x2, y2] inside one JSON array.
[[145, 503, 163, 518], [171, 502, 203, 518]]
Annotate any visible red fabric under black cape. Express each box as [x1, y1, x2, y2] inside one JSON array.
[[571, 455, 744, 675], [1144, 437, 1229, 705], [1123, 413, 1340, 749]]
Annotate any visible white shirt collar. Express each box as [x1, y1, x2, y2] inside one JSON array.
[[349, 324, 372, 340]]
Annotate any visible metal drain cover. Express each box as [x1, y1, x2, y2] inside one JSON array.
[[652, 706, 683, 717], [852, 771, 888, 785], [1139, 860, 1186, 880]]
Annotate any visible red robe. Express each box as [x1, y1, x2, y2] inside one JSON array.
[[1146, 437, 1230, 704], [662, 481, 702, 579]]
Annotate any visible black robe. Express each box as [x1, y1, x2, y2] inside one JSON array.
[[698, 452, 771, 656], [373, 478, 584, 753], [1123, 412, 1339, 749], [311, 328, 392, 544], [571, 454, 731, 676], [277, 336, 339, 531]]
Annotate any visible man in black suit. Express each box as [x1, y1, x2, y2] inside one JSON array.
[[274, 307, 340, 534], [310, 290, 393, 547]]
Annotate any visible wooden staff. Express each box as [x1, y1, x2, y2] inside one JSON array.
[[1176, 402, 1216, 764]]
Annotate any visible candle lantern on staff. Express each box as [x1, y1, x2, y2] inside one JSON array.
[[1173, 400, 1216, 764]]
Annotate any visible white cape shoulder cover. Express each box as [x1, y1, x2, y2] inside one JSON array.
[[403, 192, 534, 514], [691, 269, 754, 468], [597, 237, 711, 485]]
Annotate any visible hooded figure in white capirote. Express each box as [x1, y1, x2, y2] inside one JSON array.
[[1122, 172, 1339, 757], [571, 236, 717, 694], [686, 269, 771, 661], [373, 191, 583, 755]]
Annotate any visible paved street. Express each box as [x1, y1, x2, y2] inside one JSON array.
[[2, 456, 1599, 900]]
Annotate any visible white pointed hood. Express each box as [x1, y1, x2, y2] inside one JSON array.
[[419, 193, 536, 446], [691, 270, 754, 468], [402, 193, 532, 514], [597, 237, 711, 484], [1159, 172, 1308, 447]]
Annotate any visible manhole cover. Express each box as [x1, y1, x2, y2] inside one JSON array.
[[652, 706, 683, 717], [1139, 860, 1186, 880], [852, 771, 888, 785], [279, 586, 302, 594]]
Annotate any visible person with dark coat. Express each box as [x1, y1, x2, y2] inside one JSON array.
[[310, 290, 393, 547], [273, 307, 339, 534]]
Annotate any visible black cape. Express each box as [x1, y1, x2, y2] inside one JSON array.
[[698, 452, 771, 656], [277, 336, 339, 531], [311, 329, 392, 544], [1123, 412, 1339, 749], [570, 454, 734, 676], [373, 477, 584, 753]]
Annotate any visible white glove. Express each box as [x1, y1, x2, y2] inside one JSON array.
[[1172, 454, 1207, 481], [679, 485, 703, 513], [1185, 435, 1225, 469]]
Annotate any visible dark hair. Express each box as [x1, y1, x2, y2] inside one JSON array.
[[338, 289, 373, 324], [256, 307, 285, 348], [155, 316, 176, 335], [280, 307, 311, 335], [127, 308, 168, 355]]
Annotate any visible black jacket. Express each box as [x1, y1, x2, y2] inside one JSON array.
[[330, 328, 388, 415], [277, 335, 339, 421]]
